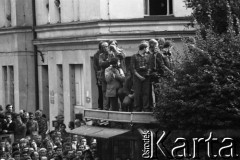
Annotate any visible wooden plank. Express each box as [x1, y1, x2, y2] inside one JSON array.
[[83, 109, 158, 124]]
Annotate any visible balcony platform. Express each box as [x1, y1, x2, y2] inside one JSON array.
[[84, 109, 158, 124]]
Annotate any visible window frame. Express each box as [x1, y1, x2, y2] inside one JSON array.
[[144, 0, 173, 16]]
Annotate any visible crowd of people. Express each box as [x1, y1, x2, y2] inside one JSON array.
[[93, 38, 175, 112], [0, 105, 99, 160]]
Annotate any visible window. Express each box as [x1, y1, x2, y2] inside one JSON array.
[[70, 64, 84, 106], [144, 0, 173, 16], [2, 66, 14, 106]]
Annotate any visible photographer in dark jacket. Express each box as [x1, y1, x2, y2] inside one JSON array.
[[131, 41, 152, 112]]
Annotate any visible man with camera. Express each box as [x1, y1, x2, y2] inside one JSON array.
[[105, 57, 125, 111]]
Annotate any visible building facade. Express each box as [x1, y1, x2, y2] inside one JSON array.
[[0, 0, 194, 129]]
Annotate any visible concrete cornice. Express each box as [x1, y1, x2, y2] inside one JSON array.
[[35, 17, 193, 32], [0, 26, 33, 35], [33, 30, 196, 46], [34, 17, 195, 45]]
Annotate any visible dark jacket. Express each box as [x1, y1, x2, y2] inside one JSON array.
[[2, 121, 15, 133]]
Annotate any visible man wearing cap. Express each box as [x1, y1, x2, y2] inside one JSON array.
[[131, 41, 152, 112]]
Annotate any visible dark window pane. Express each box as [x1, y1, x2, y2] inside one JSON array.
[[149, 0, 167, 15]]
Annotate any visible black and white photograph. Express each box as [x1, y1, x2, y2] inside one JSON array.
[[0, 0, 240, 159]]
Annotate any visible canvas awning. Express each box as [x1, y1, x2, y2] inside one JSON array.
[[69, 125, 130, 139]]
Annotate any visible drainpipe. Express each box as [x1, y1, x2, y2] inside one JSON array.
[[32, 0, 39, 110]]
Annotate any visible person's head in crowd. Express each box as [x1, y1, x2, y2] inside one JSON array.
[[149, 39, 158, 53], [51, 153, 58, 159], [63, 142, 72, 151], [75, 150, 82, 157], [108, 39, 118, 46], [47, 150, 53, 158], [79, 145, 85, 151], [25, 136, 31, 142], [31, 131, 38, 141], [72, 135, 78, 142], [98, 41, 104, 51], [24, 112, 29, 121], [36, 135, 42, 144], [35, 110, 42, 119], [22, 151, 29, 159], [20, 138, 28, 149], [108, 40, 119, 52], [16, 113, 23, 124], [49, 130, 57, 140], [5, 104, 13, 113], [60, 124, 66, 132], [158, 37, 166, 50], [68, 121, 75, 130], [46, 141, 53, 151], [28, 147, 34, 155], [64, 136, 72, 143], [56, 131, 61, 138], [74, 119, 81, 128], [40, 156, 47, 160], [22, 147, 29, 153], [19, 109, 25, 116], [138, 41, 149, 53], [54, 136, 61, 144], [101, 41, 109, 53], [90, 139, 97, 148], [5, 113, 12, 123], [29, 112, 34, 120], [109, 57, 119, 68], [5, 140, 12, 152], [25, 156, 32, 160], [163, 41, 172, 55], [30, 141, 37, 152], [12, 151, 21, 160], [55, 142, 62, 150], [55, 147, 63, 156], [30, 151, 39, 160], [66, 150, 74, 159], [0, 140, 5, 148], [12, 142, 20, 152], [39, 148, 47, 158], [81, 138, 87, 146]]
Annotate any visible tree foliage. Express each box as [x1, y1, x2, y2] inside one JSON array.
[[154, 1, 240, 130], [188, 0, 240, 34]]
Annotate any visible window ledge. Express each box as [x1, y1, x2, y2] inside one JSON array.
[[144, 15, 192, 21]]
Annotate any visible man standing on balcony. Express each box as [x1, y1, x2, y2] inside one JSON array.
[[99, 41, 114, 110], [105, 57, 125, 111], [131, 41, 152, 112], [93, 41, 104, 110]]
